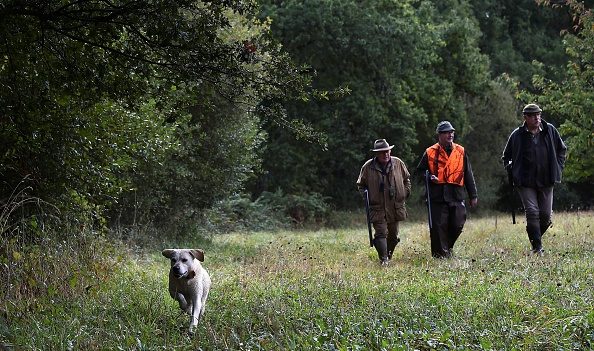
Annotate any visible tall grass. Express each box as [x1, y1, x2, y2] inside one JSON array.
[[2, 211, 593, 350]]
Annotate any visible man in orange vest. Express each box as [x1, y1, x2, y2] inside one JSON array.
[[416, 121, 478, 258]]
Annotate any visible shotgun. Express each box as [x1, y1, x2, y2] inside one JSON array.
[[506, 163, 516, 224], [363, 189, 373, 247], [424, 170, 433, 230]]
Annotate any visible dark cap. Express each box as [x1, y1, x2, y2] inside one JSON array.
[[370, 139, 394, 152], [436, 121, 455, 134], [522, 103, 542, 114]]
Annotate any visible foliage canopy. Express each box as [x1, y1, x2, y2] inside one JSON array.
[[0, 0, 315, 225], [256, 0, 492, 207], [530, 0, 594, 184]]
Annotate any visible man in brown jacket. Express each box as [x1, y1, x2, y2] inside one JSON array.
[[357, 139, 411, 265]]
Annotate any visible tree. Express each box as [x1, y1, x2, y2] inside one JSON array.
[[468, 0, 574, 90], [464, 75, 521, 205], [256, 0, 492, 207], [530, 0, 594, 184], [0, 0, 314, 225]]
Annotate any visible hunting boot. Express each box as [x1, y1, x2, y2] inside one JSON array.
[[540, 218, 552, 236], [447, 228, 463, 255], [387, 237, 400, 260], [373, 237, 389, 266], [526, 224, 543, 254]]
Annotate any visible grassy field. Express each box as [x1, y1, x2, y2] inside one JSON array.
[[2, 211, 594, 350]]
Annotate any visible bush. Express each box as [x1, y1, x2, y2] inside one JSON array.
[[495, 179, 586, 213], [259, 190, 331, 226], [200, 193, 289, 234], [553, 182, 591, 211], [198, 190, 332, 234], [1, 182, 124, 317]]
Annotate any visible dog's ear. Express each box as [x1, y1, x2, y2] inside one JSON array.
[[190, 249, 204, 262], [162, 249, 176, 258]]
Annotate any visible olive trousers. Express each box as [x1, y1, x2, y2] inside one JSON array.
[[372, 221, 400, 261]]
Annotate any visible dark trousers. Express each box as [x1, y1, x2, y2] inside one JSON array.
[[516, 186, 553, 251], [429, 201, 466, 258]]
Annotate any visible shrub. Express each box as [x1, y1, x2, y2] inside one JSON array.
[[259, 190, 331, 226], [197, 190, 332, 234], [200, 193, 289, 234]]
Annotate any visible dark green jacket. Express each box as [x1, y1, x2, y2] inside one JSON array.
[[502, 119, 567, 186]]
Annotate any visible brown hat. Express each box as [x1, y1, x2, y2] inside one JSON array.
[[371, 139, 394, 152]]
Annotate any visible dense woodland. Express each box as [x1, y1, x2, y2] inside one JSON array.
[[1, 0, 594, 234]]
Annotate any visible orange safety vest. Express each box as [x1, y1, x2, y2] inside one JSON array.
[[426, 143, 465, 186]]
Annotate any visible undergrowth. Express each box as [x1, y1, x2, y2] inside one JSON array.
[[1, 211, 593, 350]]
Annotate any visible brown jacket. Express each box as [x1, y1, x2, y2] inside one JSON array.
[[356, 156, 411, 222]]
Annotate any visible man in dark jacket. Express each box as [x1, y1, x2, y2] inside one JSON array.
[[357, 139, 411, 266], [502, 103, 567, 255], [417, 121, 478, 258]]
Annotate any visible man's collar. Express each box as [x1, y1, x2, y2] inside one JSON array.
[[524, 124, 543, 133], [373, 157, 392, 170]]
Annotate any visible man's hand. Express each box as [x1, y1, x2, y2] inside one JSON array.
[[469, 198, 478, 207], [358, 188, 367, 200]]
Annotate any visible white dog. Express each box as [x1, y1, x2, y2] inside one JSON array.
[[162, 249, 211, 333]]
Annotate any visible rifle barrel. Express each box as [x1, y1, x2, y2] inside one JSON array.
[[424, 170, 433, 230], [507, 165, 516, 224], [364, 189, 373, 247]]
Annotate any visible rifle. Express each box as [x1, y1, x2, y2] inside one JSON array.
[[363, 189, 373, 247], [424, 170, 433, 230], [506, 163, 516, 224]]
